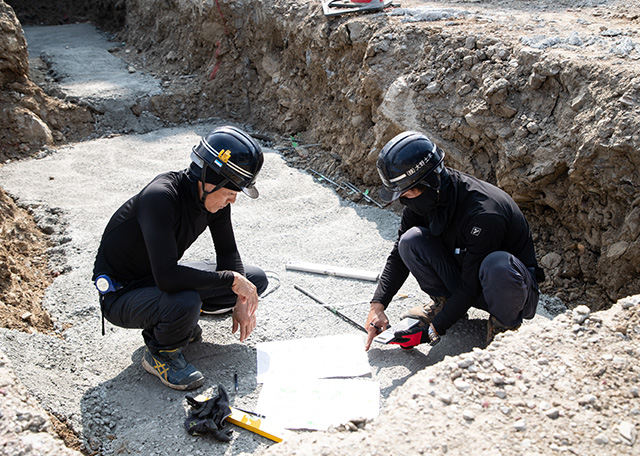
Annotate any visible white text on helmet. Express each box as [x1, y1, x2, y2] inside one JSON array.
[[389, 141, 437, 186]]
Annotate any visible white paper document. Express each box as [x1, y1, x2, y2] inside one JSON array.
[[256, 378, 380, 430], [256, 334, 371, 383]]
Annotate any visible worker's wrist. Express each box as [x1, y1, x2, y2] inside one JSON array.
[[370, 301, 385, 311], [231, 272, 241, 291]]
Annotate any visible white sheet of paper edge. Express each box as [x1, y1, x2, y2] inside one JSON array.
[[256, 378, 380, 430], [256, 334, 371, 384]]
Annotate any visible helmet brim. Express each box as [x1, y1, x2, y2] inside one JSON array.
[[378, 186, 402, 203], [242, 184, 259, 199]]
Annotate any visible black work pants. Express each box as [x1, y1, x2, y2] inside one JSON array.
[[398, 226, 538, 327], [101, 262, 268, 353]]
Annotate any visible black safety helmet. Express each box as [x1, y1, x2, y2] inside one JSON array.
[[376, 131, 446, 202], [190, 126, 264, 199]]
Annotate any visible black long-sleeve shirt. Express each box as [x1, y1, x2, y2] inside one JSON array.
[[372, 169, 543, 334], [92, 169, 242, 292]]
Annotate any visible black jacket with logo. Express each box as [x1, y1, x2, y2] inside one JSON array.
[[92, 169, 241, 292], [372, 168, 544, 334]]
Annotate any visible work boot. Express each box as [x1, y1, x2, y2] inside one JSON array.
[[486, 315, 521, 346], [401, 296, 447, 326], [142, 348, 204, 391], [189, 324, 203, 343]]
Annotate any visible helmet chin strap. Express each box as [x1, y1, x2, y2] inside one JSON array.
[[418, 169, 443, 204], [199, 163, 230, 205], [200, 180, 229, 204]]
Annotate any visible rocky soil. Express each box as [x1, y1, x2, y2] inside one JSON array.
[[266, 297, 640, 456], [0, 189, 53, 333], [0, 350, 84, 455], [0, 0, 93, 161], [0, 0, 639, 454]]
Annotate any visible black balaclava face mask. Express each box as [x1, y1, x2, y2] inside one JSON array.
[[399, 172, 453, 236], [399, 189, 438, 216]]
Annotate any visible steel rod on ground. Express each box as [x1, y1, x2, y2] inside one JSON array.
[[294, 284, 367, 333], [307, 168, 349, 192], [346, 182, 384, 208], [274, 143, 322, 151]]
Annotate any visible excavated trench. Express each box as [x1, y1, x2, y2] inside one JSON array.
[[8, 0, 640, 310]]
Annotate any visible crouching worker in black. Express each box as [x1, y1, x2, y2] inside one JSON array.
[[364, 131, 544, 351], [92, 126, 268, 390]]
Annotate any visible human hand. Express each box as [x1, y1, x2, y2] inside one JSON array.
[[364, 302, 389, 351], [231, 272, 259, 316], [232, 296, 257, 341]]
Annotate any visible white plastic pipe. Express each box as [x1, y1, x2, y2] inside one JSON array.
[[286, 261, 380, 282]]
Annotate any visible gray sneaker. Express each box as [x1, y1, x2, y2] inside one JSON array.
[[142, 348, 204, 390]]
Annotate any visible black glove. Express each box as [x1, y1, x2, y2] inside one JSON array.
[[392, 321, 440, 350], [185, 385, 233, 442]]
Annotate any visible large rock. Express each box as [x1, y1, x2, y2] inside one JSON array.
[[0, 0, 92, 159], [0, 1, 28, 85], [0, 1, 52, 147]]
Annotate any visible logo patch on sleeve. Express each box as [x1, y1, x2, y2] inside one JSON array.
[[471, 226, 482, 236]]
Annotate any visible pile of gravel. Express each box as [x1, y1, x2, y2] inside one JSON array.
[[265, 295, 640, 455], [0, 351, 82, 456]]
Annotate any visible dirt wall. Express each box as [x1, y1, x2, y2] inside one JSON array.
[[0, 1, 93, 160], [8, 0, 125, 30]]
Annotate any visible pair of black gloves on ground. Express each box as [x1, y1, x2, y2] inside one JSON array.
[[184, 385, 233, 442]]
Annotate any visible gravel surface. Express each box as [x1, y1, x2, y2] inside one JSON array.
[[0, 120, 515, 454], [0, 120, 568, 455]]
